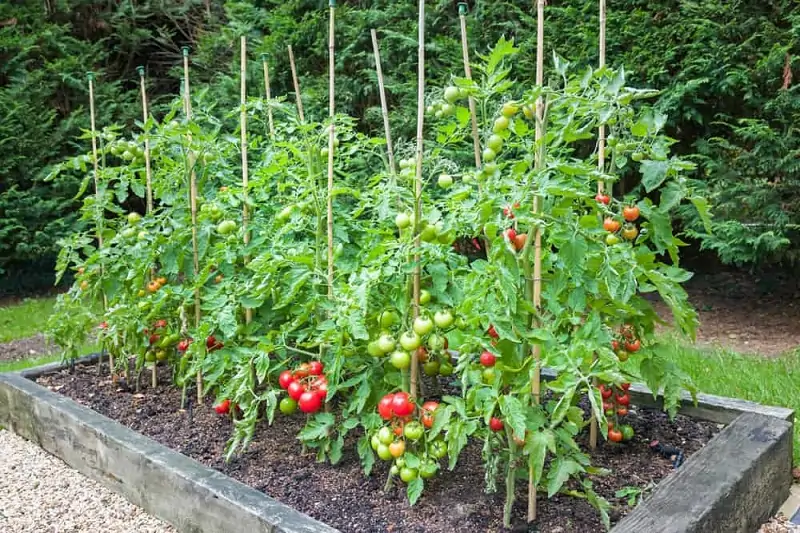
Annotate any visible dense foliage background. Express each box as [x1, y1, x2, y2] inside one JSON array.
[[1, 0, 798, 294]]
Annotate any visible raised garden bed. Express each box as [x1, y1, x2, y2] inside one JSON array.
[[0, 357, 792, 533]]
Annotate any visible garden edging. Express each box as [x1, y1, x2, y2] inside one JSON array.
[[0, 358, 793, 533]]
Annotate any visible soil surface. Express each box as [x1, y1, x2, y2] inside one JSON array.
[[38, 364, 721, 533], [0, 334, 53, 362]]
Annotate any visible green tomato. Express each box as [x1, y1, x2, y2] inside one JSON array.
[[429, 439, 447, 459], [482, 367, 497, 385], [419, 461, 439, 479], [217, 220, 237, 235], [399, 331, 422, 351], [440, 103, 455, 116], [501, 102, 519, 117], [438, 361, 454, 376], [433, 310, 454, 329], [377, 444, 393, 461], [378, 310, 399, 328], [144, 351, 156, 363], [399, 467, 418, 483], [377, 334, 396, 354], [121, 228, 137, 239], [487, 134, 504, 152], [122, 150, 135, 161], [413, 316, 434, 336], [137, 231, 149, 241], [606, 234, 621, 245], [390, 350, 411, 370], [419, 290, 432, 305], [423, 361, 440, 376], [437, 174, 453, 189], [420, 225, 438, 242], [621, 424, 635, 441], [320, 147, 330, 158], [427, 333, 445, 351], [493, 116, 510, 133], [403, 421, 425, 441], [395, 212, 412, 230], [631, 152, 645, 162], [155, 350, 168, 361], [482, 148, 497, 162], [437, 230, 456, 245], [390, 465, 400, 476], [443, 86, 461, 103], [395, 457, 405, 468], [127, 212, 142, 225], [279, 397, 297, 415], [371, 434, 381, 451], [426, 105, 435, 115], [367, 341, 383, 357], [455, 317, 468, 330], [277, 205, 294, 222], [378, 426, 394, 445], [483, 161, 498, 175]]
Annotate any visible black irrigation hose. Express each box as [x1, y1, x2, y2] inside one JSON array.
[[649, 439, 685, 468]]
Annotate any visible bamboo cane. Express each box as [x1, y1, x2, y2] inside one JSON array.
[[457, 3, 481, 169], [370, 29, 397, 177], [137, 66, 155, 386], [87, 72, 108, 377], [410, 0, 426, 401], [241, 37, 252, 325], [260, 54, 276, 138], [589, 0, 607, 452], [182, 46, 203, 403], [288, 45, 305, 122], [326, 1, 336, 300], [528, 0, 546, 523]]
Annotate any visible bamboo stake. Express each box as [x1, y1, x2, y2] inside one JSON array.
[[87, 71, 108, 377], [260, 54, 276, 138], [326, 1, 336, 300], [589, 0, 607, 452], [137, 67, 154, 219], [457, 3, 481, 169], [288, 45, 305, 122], [410, 0, 426, 401], [528, 0, 546, 523], [370, 29, 397, 176], [182, 46, 203, 403], [241, 37, 253, 325]]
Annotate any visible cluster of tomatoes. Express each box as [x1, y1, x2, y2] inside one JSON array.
[[611, 324, 642, 363], [474, 324, 502, 385], [143, 319, 180, 363], [366, 308, 456, 378], [371, 392, 446, 483], [278, 361, 328, 415], [599, 382, 635, 443], [598, 198, 641, 246], [426, 85, 466, 120]]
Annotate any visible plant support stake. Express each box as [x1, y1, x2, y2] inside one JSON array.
[[529, 0, 546, 523], [260, 54, 276, 138], [182, 46, 203, 403], [370, 29, 397, 177], [288, 45, 305, 123], [87, 71, 109, 376], [458, 3, 482, 170], [326, 0, 336, 300], [410, 0, 426, 401], [241, 37, 252, 325]]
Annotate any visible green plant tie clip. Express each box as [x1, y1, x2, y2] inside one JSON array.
[[86, 71, 95, 81], [458, 2, 468, 16], [182, 46, 190, 57], [136, 66, 145, 77]]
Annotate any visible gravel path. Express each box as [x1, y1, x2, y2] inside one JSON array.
[[0, 430, 175, 533]]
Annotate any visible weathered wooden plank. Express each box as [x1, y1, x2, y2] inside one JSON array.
[[611, 412, 793, 533]]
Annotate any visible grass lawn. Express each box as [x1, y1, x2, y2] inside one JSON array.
[[0, 354, 62, 373], [0, 296, 58, 342], [663, 343, 800, 465]]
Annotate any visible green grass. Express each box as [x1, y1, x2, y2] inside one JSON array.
[[0, 353, 62, 373], [0, 296, 58, 342], [663, 343, 800, 465]]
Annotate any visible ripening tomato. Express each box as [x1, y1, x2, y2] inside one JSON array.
[[623, 205, 640, 222], [308, 361, 324, 376], [479, 351, 497, 367], [595, 193, 610, 205], [505, 228, 517, 242], [214, 399, 231, 415], [177, 338, 192, 352], [389, 440, 406, 458], [421, 401, 438, 428], [599, 384, 613, 400], [153, 319, 167, 329], [489, 417, 504, 432], [487, 325, 499, 339], [503, 202, 521, 219], [603, 218, 621, 233], [622, 224, 639, 241], [625, 339, 641, 352], [294, 363, 311, 379], [616, 407, 629, 417], [617, 350, 630, 362], [608, 429, 624, 443], [620, 382, 631, 391], [616, 393, 631, 406], [513, 233, 527, 251], [611, 340, 620, 351]]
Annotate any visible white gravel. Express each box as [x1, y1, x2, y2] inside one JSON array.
[[0, 430, 175, 533]]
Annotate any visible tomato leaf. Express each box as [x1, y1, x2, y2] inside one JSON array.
[[499, 395, 527, 440], [357, 435, 375, 476], [640, 160, 669, 192], [406, 477, 424, 506], [526, 428, 555, 487], [546, 457, 583, 497]]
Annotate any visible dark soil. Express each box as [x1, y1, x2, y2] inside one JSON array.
[[0, 334, 53, 362], [37, 364, 721, 533]]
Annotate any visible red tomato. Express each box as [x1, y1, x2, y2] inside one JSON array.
[[392, 392, 415, 417], [416, 346, 428, 363], [623, 205, 640, 222], [177, 338, 192, 352], [278, 370, 295, 390], [206, 335, 217, 349], [616, 393, 630, 406], [489, 417, 504, 432], [487, 325, 499, 339], [287, 381, 305, 401], [611, 340, 619, 351], [505, 228, 517, 241], [149, 333, 160, 345], [214, 399, 231, 415], [595, 193, 610, 205], [620, 382, 631, 391], [479, 351, 497, 367], [616, 407, 629, 416], [298, 391, 322, 413], [98, 321, 108, 329], [624, 339, 641, 352], [599, 384, 613, 400], [154, 319, 168, 329], [602, 401, 613, 411], [393, 424, 404, 437], [378, 394, 395, 420], [603, 218, 621, 233], [503, 203, 520, 219], [513, 233, 527, 251], [308, 361, 324, 376], [608, 429, 623, 442], [420, 400, 438, 428]]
